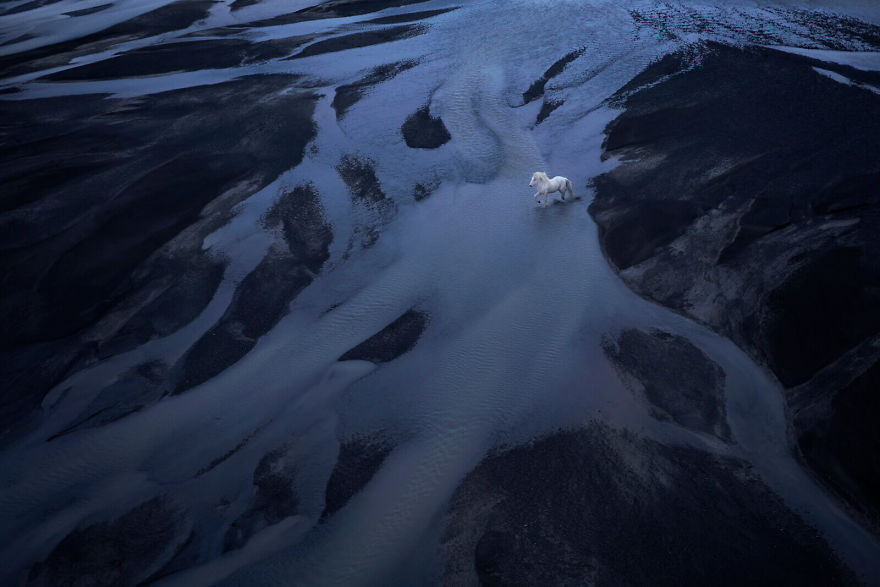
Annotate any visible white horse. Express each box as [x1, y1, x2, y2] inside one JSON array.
[[529, 171, 575, 207]]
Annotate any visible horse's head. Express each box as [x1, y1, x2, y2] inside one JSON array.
[[529, 171, 545, 187]]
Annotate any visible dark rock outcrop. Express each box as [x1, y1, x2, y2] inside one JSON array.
[[589, 42, 880, 524], [603, 328, 729, 440], [443, 425, 854, 586]]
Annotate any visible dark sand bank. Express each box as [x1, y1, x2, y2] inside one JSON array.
[[444, 424, 854, 586], [0, 75, 318, 445], [589, 41, 880, 527]]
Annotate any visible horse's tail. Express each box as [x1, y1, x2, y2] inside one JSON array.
[[566, 179, 575, 198]]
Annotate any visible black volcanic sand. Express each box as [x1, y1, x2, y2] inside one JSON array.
[[363, 6, 459, 25], [173, 184, 332, 395], [230, 0, 261, 11], [337, 154, 396, 251], [234, 0, 432, 29], [443, 425, 855, 586], [21, 0, 437, 81], [603, 328, 730, 440], [43, 36, 311, 81], [413, 180, 438, 202], [338, 155, 387, 205], [168, 250, 310, 390], [534, 98, 562, 125], [0, 0, 217, 77], [49, 360, 170, 440], [332, 60, 418, 119], [224, 444, 299, 552], [64, 3, 113, 18], [322, 436, 394, 519], [0, 75, 317, 446], [628, 5, 880, 50], [402, 105, 451, 149], [339, 309, 428, 363], [27, 496, 190, 587], [792, 340, 880, 529], [0, 0, 63, 17], [522, 47, 584, 105], [286, 24, 425, 60], [97, 255, 226, 361], [589, 42, 880, 524], [520, 47, 584, 127]]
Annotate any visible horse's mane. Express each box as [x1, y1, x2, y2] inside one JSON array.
[[533, 171, 549, 180]]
